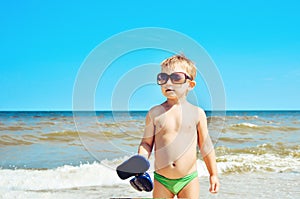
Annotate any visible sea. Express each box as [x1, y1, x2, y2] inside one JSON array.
[[0, 111, 299, 199]]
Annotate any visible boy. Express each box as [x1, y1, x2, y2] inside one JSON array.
[[138, 54, 220, 198]]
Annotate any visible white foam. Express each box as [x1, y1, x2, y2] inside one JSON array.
[[217, 153, 300, 173], [232, 123, 258, 128], [1, 154, 299, 195], [0, 162, 126, 192]]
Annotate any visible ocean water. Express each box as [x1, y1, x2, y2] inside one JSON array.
[[0, 111, 299, 199]]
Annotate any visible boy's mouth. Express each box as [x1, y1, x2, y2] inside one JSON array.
[[165, 89, 174, 92]]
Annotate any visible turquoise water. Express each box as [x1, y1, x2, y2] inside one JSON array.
[[0, 111, 299, 198]]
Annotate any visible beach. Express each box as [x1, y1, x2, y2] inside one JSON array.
[[0, 111, 299, 198]]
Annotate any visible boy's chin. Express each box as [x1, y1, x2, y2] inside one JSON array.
[[165, 95, 179, 100]]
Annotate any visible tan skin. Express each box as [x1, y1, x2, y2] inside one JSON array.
[[138, 65, 220, 198]]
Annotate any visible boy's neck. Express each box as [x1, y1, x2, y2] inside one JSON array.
[[165, 98, 188, 107]]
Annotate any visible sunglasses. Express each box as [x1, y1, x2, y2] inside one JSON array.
[[157, 72, 192, 85]]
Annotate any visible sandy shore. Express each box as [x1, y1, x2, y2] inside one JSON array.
[[3, 173, 298, 199]]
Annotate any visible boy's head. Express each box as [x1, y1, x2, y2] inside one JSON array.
[[160, 54, 197, 80], [158, 54, 197, 99]]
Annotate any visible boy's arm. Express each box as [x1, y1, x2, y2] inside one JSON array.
[[197, 108, 220, 193], [138, 111, 155, 159]]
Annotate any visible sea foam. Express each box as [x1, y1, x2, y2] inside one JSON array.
[[0, 162, 125, 191]]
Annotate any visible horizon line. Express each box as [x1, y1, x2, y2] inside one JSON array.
[[0, 109, 299, 112]]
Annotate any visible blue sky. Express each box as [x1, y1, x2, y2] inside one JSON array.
[[0, 0, 299, 111]]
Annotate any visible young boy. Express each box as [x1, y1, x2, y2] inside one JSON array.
[[138, 54, 220, 198]]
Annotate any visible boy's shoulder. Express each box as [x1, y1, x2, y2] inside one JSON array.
[[186, 103, 206, 113], [186, 103, 207, 121], [148, 104, 165, 116]]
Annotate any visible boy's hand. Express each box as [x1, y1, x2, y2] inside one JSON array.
[[209, 175, 220, 194]]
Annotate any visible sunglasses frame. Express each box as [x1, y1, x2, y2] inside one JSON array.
[[157, 72, 192, 85]]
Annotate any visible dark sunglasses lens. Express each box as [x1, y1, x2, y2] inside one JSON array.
[[170, 73, 185, 84], [157, 73, 168, 85]]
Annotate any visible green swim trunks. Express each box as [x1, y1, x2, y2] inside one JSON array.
[[154, 171, 198, 195]]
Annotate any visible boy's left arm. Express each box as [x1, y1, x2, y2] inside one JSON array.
[[197, 108, 220, 194]]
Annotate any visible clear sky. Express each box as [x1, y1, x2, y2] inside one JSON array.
[[0, 0, 299, 111]]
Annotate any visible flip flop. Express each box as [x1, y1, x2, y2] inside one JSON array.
[[129, 177, 142, 191], [130, 172, 153, 192], [116, 155, 150, 180]]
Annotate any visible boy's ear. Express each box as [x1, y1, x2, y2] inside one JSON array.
[[189, 80, 196, 89]]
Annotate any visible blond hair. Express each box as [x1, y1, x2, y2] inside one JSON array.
[[160, 54, 197, 80]]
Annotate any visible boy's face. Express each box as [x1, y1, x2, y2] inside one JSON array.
[[159, 65, 196, 100]]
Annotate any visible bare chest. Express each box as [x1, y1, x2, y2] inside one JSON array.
[[154, 113, 197, 136]]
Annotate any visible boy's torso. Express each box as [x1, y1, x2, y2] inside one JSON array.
[[151, 102, 200, 179]]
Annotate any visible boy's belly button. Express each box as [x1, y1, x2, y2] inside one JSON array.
[[172, 162, 176, 167]]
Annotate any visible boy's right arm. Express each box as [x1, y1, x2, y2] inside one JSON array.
[[138, 111, 155, 159]]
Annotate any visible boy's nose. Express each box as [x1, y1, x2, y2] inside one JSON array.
[[165, 78, 173, 85]]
